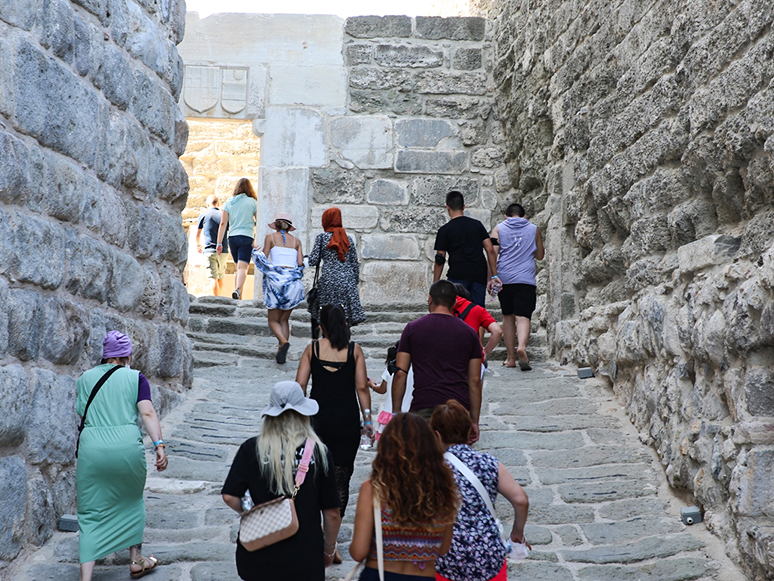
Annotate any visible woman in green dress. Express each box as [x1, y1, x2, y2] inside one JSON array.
[[76, 331, 168, 580]]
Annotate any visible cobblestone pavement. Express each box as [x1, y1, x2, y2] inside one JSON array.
[[11, 353, 745, 581]]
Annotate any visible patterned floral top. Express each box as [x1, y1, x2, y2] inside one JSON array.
[[435, 444, 506, 581]]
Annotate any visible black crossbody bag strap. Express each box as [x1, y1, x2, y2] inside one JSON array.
[[458, 303, 476, 321], [76, 365, 122, 458]]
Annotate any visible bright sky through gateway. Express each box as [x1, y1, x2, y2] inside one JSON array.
[[185, 0, 441, 18]]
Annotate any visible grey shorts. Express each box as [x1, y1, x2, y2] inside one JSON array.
[[206, 253, 228, 280]]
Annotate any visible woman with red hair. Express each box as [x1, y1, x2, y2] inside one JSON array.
[[308, 207, 365, 334]]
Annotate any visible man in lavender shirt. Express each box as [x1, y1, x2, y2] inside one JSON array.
[[489, 203, 544, 370]]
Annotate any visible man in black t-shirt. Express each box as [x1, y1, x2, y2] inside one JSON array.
[[433, 191, 500, 306]]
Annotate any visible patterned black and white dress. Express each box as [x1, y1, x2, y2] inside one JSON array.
[[308, 232, 366, 326], [435, 444, 507, 581]]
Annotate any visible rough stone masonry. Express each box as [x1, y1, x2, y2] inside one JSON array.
[[0, 0, 192, 570], [467, 0, 774, 578]]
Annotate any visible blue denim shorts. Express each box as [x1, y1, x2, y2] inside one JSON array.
[[228, 235, 253, 264]]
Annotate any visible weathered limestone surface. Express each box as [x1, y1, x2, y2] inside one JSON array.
[[471, 0, 774, 576], [178, 14, 514, 304], [0, 0, 191, 570]]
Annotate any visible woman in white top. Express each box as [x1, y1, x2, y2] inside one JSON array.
[[252, 213, 305, 364]]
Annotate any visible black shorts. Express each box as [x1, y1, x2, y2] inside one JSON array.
[[228, 235, 253, 264], [498, 283, 537, 318]]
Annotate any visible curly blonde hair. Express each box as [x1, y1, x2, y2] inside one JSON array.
[[371, 413, 458, 525]]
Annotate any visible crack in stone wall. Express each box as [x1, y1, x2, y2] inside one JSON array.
[[472, 0, 774, 576], [0, 0, 192, 568]]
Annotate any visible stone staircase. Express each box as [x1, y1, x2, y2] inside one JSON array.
[[186, 295, 549, 368]]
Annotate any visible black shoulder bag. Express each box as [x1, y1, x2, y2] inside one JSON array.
[[75, 365, 122, 458]]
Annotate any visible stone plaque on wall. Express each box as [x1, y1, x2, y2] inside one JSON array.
[[182, 65, 251, 118]]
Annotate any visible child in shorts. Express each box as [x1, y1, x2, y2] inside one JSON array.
[[367, 343, 414, 440]]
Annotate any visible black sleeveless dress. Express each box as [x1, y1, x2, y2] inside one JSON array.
[[309, 341, 361, 515]]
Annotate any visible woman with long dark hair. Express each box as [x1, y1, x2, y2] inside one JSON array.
[[308, 207, 365, 333], [221, 381, 341, 580], [296, 304, 374, 561], [216, 177, 258, 300], [431, 399, 530, 581], [349, 413, 458, 580]]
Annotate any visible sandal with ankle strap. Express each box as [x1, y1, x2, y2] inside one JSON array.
[[130, 555, 159, 578]]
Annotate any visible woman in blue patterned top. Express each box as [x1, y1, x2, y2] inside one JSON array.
[[430, 399, 530, 581]]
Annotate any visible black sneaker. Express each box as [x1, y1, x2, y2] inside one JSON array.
[[276, 342, 290, 364], [231, 288, 240, 300]]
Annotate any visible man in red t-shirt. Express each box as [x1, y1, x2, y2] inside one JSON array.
[[452, 284, 502, 363]]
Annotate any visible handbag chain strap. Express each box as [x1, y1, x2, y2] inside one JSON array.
[[292, 438, 316, 498]]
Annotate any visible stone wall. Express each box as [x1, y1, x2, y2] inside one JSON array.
[[474, 0, 774, 576], [178, 13, 515, 303], [0, 0, 191, 569]]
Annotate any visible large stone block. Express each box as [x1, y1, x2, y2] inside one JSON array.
[[157, 325, 184, 378], [464, 208, 492, 231], [0, 365, 30, 448], [345, 44, 373, 66], [412, 175, 480, 206], [138, 264, 162, 317], [0, 131, 30, 206], [746, 368, 774, 417], [379, 208, 447, 233], [27, 369, 77, 465], [349, 67, 413, 91], [258, 167, 311, 243], [349, 88, 422, 116], [471, 147, 507, 168], [14, 39, 106, 168], [396, 119, 455, 148], [95, 44, 135, 110], [677, 234, 741, 275], [425, 96, 489, 119], [311, 205, 378, 231], [345, 16, 412, 38], [453, 47, 482, 70], [109, 251, 145, 312], [65, 235, 113, 302], [268, 65, 347, 112], [374, 44, 444, 68], [330, 116, 393, 169], [415, 71, 488, 95], [26, 475, 55, 546], [367, 179, 409, 205], [415, 16, 486, 40], [733, 448, 774, 517], [0, 455, 26, 559], [130, 70, 175, 144], [395, 150, 467, 174], [6, 289, 43, 361], [312, 169, 366, 204], [41, 297, 89, 365], [257, 107, 328, 167], [360, 261, 431, 304], [39, 152, 86, 224], [13, 212, 67, 290], [362, 235, 420, 260]]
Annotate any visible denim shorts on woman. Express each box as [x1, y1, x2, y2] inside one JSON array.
[[228, 235, 253, 264]]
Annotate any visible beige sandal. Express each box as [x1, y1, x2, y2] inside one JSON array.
[[130, 555, 159, 578]]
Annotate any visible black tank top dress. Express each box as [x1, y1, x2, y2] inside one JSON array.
[[309, 341, 361, 469]]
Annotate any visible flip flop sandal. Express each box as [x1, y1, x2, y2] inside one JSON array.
[[130, 556, 159, 579], [502, 361, 517, 368], [518, 359, 532, 371], [276, 342, 290, 364]]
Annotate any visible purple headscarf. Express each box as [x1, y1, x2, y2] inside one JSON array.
[[103, 330, 132, 359]]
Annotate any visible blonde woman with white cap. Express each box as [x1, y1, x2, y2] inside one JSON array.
[[222, 381, 341, 581], [252, 213, 305, 363]]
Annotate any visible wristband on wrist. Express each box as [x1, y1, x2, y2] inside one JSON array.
[[491, 275, 499, 279], [153, 439, 164, 447], [364, 421, 372, 425]]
